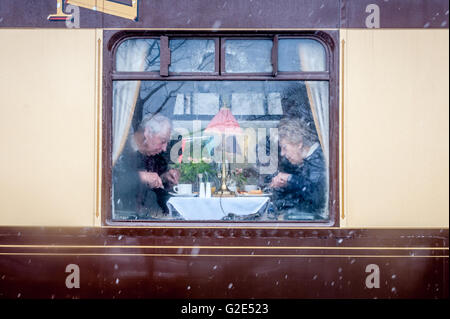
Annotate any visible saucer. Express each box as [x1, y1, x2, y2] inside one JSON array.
[[236, 192, 272, 197], [169, 192, 198, 197]]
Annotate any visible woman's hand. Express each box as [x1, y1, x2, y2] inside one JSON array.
[[270, 172, 291, 188]]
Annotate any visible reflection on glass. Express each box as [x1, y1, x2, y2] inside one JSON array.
[[278, 39, 326, 72], [170, 39, 215, 73], [225, 40, 273, 73], [116, 39, 160, 72], [112, 80, 329, 222]]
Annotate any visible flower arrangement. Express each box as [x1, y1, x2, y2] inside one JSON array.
[[230, 167, 247, 188], [171, 158, 215, 184]]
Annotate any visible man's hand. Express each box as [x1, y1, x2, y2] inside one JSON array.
[[139, 171, 163, 189], [270, 172, 291, 189], [161, 169, 180, 185]]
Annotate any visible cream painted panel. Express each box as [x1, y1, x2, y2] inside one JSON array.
[[0, 29, 97, 226], [342, 29, 449, 227]]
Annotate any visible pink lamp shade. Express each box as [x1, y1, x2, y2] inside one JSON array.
[[205, 108, 243, 156], [204, 108, 243, 135], [178, 108, 243, 163]]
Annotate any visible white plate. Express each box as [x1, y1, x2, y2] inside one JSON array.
[[236, 192, 272, 197], [169, 192, 198, 197]]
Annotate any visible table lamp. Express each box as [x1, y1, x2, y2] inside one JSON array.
[[204, 105, 242, 196]]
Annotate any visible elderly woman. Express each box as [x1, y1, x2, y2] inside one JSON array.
[[270, 117, 327, 220]]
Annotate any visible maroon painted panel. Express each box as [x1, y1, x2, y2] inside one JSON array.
[[0, 0, 102, 28], [1, 0, 448, 29], [0, 227, 448, 248], [0, 0, 340, 29], [341, 0, 449, 28], [102, 0, 340, 29], [0, 255, 447, 299], [0, 227, 448, 299]]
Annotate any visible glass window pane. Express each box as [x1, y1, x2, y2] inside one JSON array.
[[278, 39, 327, 72], [116, 39, 160, 72], [225, 40, 273, 73], [170, 39, 215, 73], [112, 80, 329, 222]]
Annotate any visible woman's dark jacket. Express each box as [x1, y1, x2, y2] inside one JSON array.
[[273, 146, 327, 219]]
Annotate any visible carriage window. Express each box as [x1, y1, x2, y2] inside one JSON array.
[[224, 39, 273, 73], [278, 39, 327, 72], [110, 35, 332, 223], [169, 39, 216, 73]]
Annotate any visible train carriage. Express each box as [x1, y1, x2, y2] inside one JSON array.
[[0, 0, 448, 301]]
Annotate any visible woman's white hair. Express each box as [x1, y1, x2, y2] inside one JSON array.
[[139, 113, 172, 136], [278, 117, 317, 147]]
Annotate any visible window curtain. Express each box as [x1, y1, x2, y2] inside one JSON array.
[[298, 42, 330, 163], [112, 41, 151, 165]]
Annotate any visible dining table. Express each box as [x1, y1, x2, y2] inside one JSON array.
[[167, 195, 271, 220]]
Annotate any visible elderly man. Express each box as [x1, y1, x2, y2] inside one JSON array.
[[113, 113, 180, 219], [269, 117, 327, 220]]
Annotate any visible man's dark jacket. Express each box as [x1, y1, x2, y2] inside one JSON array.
[[112, 138, 170, 217]]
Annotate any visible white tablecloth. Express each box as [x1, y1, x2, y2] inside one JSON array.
[[167, 197, 270, 220]]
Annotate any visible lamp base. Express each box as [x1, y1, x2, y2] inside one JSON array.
[[213, 190, 235, 197]]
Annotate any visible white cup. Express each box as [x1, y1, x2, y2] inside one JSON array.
[[244, 185, 260, 192], [173, 184, 193, 195]]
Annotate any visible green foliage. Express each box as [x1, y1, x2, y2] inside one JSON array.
[[171, 160, 216, 183]]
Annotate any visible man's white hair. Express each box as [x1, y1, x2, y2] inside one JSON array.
[[139, 113, 172, 136]]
